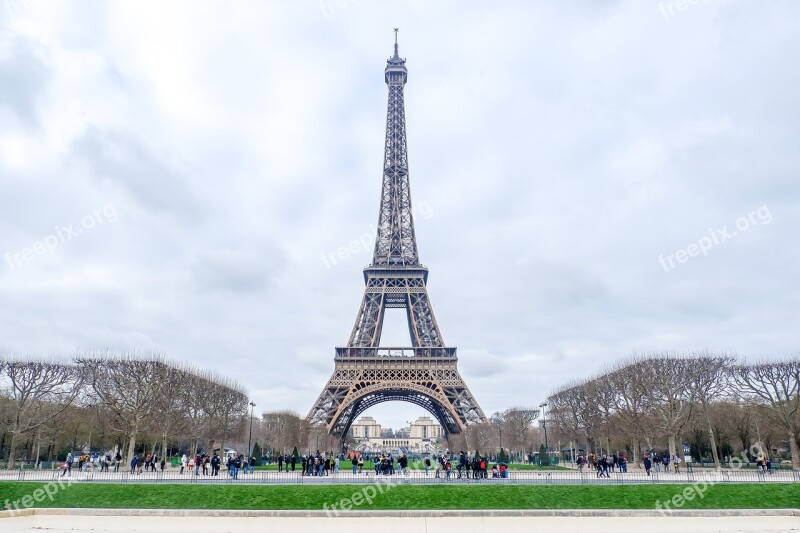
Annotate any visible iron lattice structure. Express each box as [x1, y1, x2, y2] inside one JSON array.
[[307, 33, 487, 444]]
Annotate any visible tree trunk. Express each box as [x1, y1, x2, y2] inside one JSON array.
[[632, 441, 640, 467], [127, 431, 137, 464], [668, 434, 677, 460], [789, 430, 800, 469], [706, 411, 721, 469], [34, 431, 42, 468], [6, 432, 18, 469]]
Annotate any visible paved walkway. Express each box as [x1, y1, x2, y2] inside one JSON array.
[[3, 512, 799, 533], [1, 468, 797, 485]]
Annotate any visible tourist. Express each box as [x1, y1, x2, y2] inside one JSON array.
[[456, 451, 465, 478], [423, 455, 431, 476], [642, 455, 652, 476], [661, 454, 670, 473], [180, 453, 187, 474], [290, 454, 296, 472], [598, 455, 610, 478], [398, 453, 408, 477], [211, 453, 220, 476], [334, 456, 339, 474], [434, 455, 441, 478], [357, 455, 364, 474], [277, 454, 283, 472], [672, 453, 680, 474], [130, 454, 138, 474]]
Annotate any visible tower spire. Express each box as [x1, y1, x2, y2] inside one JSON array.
[[305, 37, 487, 449]]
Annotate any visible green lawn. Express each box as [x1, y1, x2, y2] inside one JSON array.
[[0, 482, 797, 511]]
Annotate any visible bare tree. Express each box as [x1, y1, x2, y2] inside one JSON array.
[[463, 421, 495, 455], [691, 352, 735, 468], [206, 380, 248, 456], [75, 351, 171, 462], [731, 358, 800, 468], [261, 410, 308, 454], [631, 354, 695, 459], [0, 357, 82, 468], [502, 407, 539, 458]]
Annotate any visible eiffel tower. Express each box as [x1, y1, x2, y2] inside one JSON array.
[[306, 31, 487, 446]]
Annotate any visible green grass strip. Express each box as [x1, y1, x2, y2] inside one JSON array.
[[0, 482, 798, 511]]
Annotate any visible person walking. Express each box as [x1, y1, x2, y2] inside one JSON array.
[[672, 454, 680, 474], [211, 453, 220, 476], [130, 455, 138, 475], [398, 453, 408, 477], [277, 454, 283, 473], [423, 456, 431, 476], [643, 455, 652, 477], [180, 453, 187, 475]]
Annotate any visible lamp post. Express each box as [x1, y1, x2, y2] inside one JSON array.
[[247, 402, 256, 458], [539, 401, 548, 459]]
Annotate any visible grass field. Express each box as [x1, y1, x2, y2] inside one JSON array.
[[0, 482, 798, 511]]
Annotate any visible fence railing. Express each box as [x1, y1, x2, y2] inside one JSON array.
[[0, 466, 797, 485]]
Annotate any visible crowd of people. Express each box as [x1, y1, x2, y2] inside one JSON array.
[[574, 451, 689, 477], [300, 452, 340, 476]]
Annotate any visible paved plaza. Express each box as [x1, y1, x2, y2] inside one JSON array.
[[2, 511, 799, 533], [1, 467, 797, 485]]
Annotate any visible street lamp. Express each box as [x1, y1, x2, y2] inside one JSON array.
[[539, 401, 548, 458], [247, 402, 256, 458]]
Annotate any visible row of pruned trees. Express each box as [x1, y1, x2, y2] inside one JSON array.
[[0, 352, 250, 467], [461, 407, 541, 459], [546, 352, 800, 468]]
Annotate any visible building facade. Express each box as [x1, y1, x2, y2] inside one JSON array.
[[349, 416, 443, 453]]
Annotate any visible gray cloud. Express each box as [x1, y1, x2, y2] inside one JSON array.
[[0, 0, 798, 430], [0, 31, 49, 126]]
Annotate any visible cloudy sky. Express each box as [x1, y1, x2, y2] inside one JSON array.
[[1, 0, 798, 430]]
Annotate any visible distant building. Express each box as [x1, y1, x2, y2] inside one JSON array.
[[349, 416, 382, 440], [349, 416, 443, 453]]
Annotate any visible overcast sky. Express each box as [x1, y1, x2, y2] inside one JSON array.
[[1, 0, 798, 431]]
